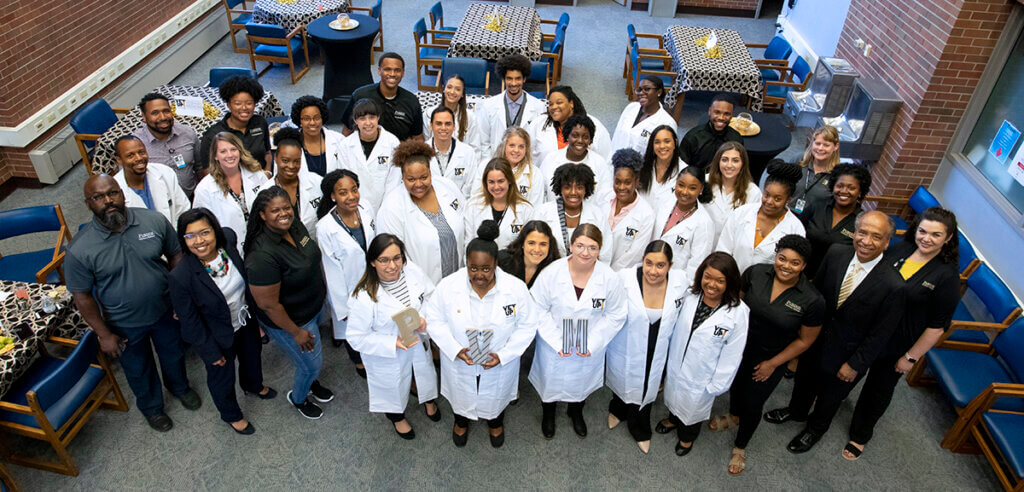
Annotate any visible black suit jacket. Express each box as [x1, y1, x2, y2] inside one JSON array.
[[168, 228, 255, 364], [814, 244, 906, 374]]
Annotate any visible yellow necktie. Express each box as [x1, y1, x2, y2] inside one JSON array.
[[837, 263, 862, 307]]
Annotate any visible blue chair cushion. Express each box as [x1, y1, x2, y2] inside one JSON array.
[[982, 412, 1024, 478], [438, 26, 457, 32], [760, 68, 782, 82], [0, 250, 61, 284], [434, 31, 454, 40], [891, 215, 909, 232], [254, 38, 303, 58], [528, 90, 547, 99], [232, 13, 252, 25], [766, 84, 792, 99], [927, 348, 1024, 412], [946, 301, 992, 344], [419, 47, 447, 60], [0, 357, 106, 429]]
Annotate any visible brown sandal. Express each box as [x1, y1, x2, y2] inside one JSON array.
[[709, 415, 737, 432], [728, 448, 746, 475]]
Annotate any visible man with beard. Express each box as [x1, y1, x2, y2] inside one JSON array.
[[132, 93, 201, 197], [678, 93, 743, 171], [341, 52, 424, 142], [65, 175, 201, 432], [112, 135, 191, 229]]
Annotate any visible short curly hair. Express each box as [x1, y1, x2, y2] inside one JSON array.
[[496, 54, 531, 79], [218, 76, 264, 104], [391, 140, 435, 171], [560, 114, 595, 142], [290, 95, 329, 127], [829, 163, 872, 199], [551, 163, 595, 199], [775, 234, 813, 262]]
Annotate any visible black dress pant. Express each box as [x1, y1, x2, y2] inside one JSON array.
[[454, 411, 505, 429], [206, 321, 264, 423], [729, 356, 787, 449], [805, 366, 867, 436], [609, 395, 654, 442], [849, 354, 904, 444], [786, 339, 824, 418], [542, 400, 585, 418], [668, 414, 702, 443], [342, 340, 363, 365]]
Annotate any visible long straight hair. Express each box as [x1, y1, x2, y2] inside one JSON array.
[[707, 141, 754, 207], [440, 75, 469, 141], [209, 132, 264, 195], [353, 234, 408, 302], [478, 158, 530, 209], [638, 125, 683, 194]]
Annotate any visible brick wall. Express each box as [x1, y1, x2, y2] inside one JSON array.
[[834, 0, 1015, 198]]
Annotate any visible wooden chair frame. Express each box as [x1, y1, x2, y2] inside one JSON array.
[[349, 4, 384, 59], [746, 40, 791, 77], [0, 204, 73, 284], [73, 107, 130, 176], [428, 7, 453, 45], [247, 25, 311, 85], [761, 64, 811, 112], [624, 44, 672, 100], [963, 385, 1024, 491], [0, 336, 129, 476], [540, 18, 568, 84], [0, 462, 19, 492], [415, 28, 450, 91], [624, 31, 667, 84], [436, 70, 489, 96], [907, 309, 1023, 390], [221, 0, 253, 54]]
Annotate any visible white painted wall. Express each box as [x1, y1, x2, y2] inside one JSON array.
[[778, 0, 853, 66]]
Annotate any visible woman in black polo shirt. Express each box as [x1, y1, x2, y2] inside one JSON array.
[[244, 186, 334, 420], [200, 76, 272, 171], [798, 163, 871, 278], [710, 235, 824, 475]]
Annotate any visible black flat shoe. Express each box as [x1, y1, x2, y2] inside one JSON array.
[[675, 441, 694, 456], [230, 421, 255, 435], [355, 366, 367, 379], [542, 414, 556, 439], [569, 413, 587, 438], [655, 419, 677, 434], [245, 387, 278, 400], [787, 430, 821, 454], [453, 427, 469, 447], [764, 407, 806, 425], [425, 403, 441, 422], [394, 423, 416, 440], [490, 429, 505, 448], [177, 389, 202, 411]]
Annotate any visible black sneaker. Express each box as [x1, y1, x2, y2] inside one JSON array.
[[309, 380, 335, 403], [288, 391, 323, 420], [177, 389, 202, 411], [146, 413, 173, 432]]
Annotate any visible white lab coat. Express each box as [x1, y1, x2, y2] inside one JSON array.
[[538, 148, 613, 204], [466, 158, 547, 207], [607, 196, 656, 271], [528, 114, 613, 165], [610, 102, 678, 155], [192, 168, 269, 254], [316, 202, 376, 339], [663, 291, 749, 425], [114, 163, 190, 230], [475, 91, 547, 155], [337, 127, 401, 211], [424, 269, 541, 419], [462, 197, 534, 250], [533, 199, 613, 263], [375, 176, 467, 284], [653, 202, 716, 285], [427, 137, 479, 197], [346, 262, 439, 414], [299, 127, 347, 175], [716, 202, 806, 274], [637, 159, 687, 206], [605, 268, 688, 406], [257, 171, 323, 237], [705, 180, 762, 245], [528, 257, 627, 402], [423, 103, 484, 154]]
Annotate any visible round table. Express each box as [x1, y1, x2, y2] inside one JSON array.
[[306, 14, 380, 103], [251, 0, 349, 33], [741, 112, 792, 183]]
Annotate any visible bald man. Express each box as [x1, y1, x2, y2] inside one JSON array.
[[65, 175, 200, 432]]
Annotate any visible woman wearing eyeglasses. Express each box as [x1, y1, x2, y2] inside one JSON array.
[[611, 75, 678, 155], [290, 95, 345, 177]]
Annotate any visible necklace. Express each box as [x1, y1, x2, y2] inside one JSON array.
[[204, 250, 230, 278], [565, 210, 582, 219]]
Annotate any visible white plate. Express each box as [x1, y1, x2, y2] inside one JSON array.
[[329, 18, 359, 31]]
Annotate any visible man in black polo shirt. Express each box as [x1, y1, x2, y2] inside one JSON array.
[[66, 175, 201, 432], [342, 52, 424, 142], [679, 93, 743, 171]]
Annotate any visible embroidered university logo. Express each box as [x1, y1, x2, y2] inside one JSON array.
[[378, 156, 389, 166], [674, 297, 685, 308], [454, 167, 465, 176], [592, 298, 606, 309], [137, 231, 156, 241], [784, 300, 802, 313], [418, 293, 425, 303], [713, 326, 729, 337], [450, 199, 460, 210], [510, 224, 522, 234], [310, 197, 321, 209], [502, 304, 516, 316], [519, 185, 528, 195], [675, 235, 687, 246], [641, 129, 650, 138], [625, 227, 638, 238]]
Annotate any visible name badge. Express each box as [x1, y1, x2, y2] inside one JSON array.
[[841, 229, 854, 239], [138, 231, 156, 241], [793, 198, 806, 214], [250, 128, 264, 137], [172, 153, 187, 169], [784, 300, 803, 313], [922, 281, 935, 290], [300, 236, 310, 247]]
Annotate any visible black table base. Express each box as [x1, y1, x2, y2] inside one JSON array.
[[307, 14, 380, 102]]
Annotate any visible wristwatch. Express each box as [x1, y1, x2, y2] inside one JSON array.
[[904, 353, 918, 364]]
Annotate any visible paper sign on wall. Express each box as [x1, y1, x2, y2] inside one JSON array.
[[989, 120, 1021, 164], [1008, 141, 1024, 187]]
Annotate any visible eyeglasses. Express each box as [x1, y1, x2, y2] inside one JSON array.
[[634, 86, 657, 94], [572, 243, 599, 253], [300, 115, 322, 123], [183, 228, 214, 241], [86, 189, 122, 203], [375, 254, 403, 265]]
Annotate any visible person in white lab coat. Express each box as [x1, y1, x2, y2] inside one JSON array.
[[425, 221, 543, 448], [656, 252, 749, 456], [290, 95, 345, 177], [607, 149, 655, 271], [423, 75, 483, 151], [463, 158, 535, 249], [315, 169, 375, 373], [605, 240, 687, 453], [376, 141, 466, 284], [337, 98, 401, 211], [467, 126, 546, 207], [534, 163, 613, 263], [192, 132, 270, 254], [530, 224, 628, 439], [426, 106, 479, 196], [637, 125, 688, 206], [347, 234, 440, 439], [257, 128, 323, 236], [706, 142, 761, 244], [653, 166, 716, 284], [538, 114, 613, 203], [112, 135, 190, 229], [496, 220, 562, 289], [528, 86, 612, 165], [717, 160, 806, 274], [475, 54, 547, 155], [611, 75, 678, 154]]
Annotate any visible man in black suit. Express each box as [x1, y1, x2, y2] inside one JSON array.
[[782, 210, 906, 454]]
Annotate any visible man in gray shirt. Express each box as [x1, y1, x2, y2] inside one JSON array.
[[65, 174, 201, 432], [132, 93, 201, 198]]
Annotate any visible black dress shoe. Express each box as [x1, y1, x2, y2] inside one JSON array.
[[569, 413, 587, 438], [355, 366, 367, 379], [787, 430, 822, 454], [542, 414, 556, 439], [425, 403, 441, 422], [229, 421, 256, 435], [453, 427, 469, 447], [394, 423, 416, 440], [245, 387, 278, 400], [146, 413, 173, 432], [675, 441, 694, 456], [490, 429, 505, 448], [655, 419, 676, 434], [763, 407, 807, 425], [177, 389, 202, 411]]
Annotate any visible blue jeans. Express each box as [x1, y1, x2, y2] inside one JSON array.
[[110, 309, 191, 416], [262, 311, 322, 405]]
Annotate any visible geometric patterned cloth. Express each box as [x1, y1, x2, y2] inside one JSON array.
[[447, 3, 543, 61], [662, 25, 764, 112], [0, 280, 89, 398], [90, 85, 284, 177], [252, 0, 350, 33]]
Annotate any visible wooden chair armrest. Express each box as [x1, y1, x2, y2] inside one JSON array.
[[540, 19, 558, 24], [640, 69, 678, 77], [46, 336, 81, 347], [765, 80, 805, 89], [977, 383, 1024, 412], [949, 320, 1010, 331], [637, 48, 668, 55], [635, 33, 662, 40], [0, 401, 31, 413], [420, 41, 451, 49], [35, 252, 65, 284], [348, 6, 371, 14], [111, 107, 132, 114], [754, 58, 789, 66], [638, 53, 673, 61], [745, 42, 769, 48], [543, 33, 555, 41], [75, 133, 102, 142], [425, 28, 454, 36], [286, 24, 304, 40], [229, 8, 253, 14]]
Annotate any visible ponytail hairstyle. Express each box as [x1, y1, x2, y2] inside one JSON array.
[[763, 159, 803, 201], [353, 233, 408, 302], [244, 186, 291, 256], [677, 165, 713, 205], [273, 126, 303, 151], [316, 169, 360, 219], [391, 140, 435, 174], [644, 239, 674, 263], [466, 220, 501, 262]]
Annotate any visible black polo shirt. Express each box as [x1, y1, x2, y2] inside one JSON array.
[[799, 201, 860, 278], [244, 220, 326, 328], [342, 84, 423, 141], [882, 241, 960, 354], [198, 113, 271, 170], [679, 120, 743, 170], [741, 263, 825, 361]]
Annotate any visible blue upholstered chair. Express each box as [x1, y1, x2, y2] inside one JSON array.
[[220, 0, 253, 54], [245, 23, 310, 84], [957, 230, 982, 288], [428, 2, 456, 43], [629, 44, 676, 98], [865, 185, 943, 234], [541, 24, 568, 83], [349, 0, 384, 59], [762, 56, 811, 112], [0, 205, 72, 284], [747, 35, 794, 82], [939, 263, 1021, 349], [209, 67, 259, 88], [974, 400, 1024, 490], [542, 13, 569, 52], [414, 18, 449, 91], [525, 61, 551, 99], [0, 331, 129, 476], [69, 99, 131, 175], [436, 57, 490, 95]]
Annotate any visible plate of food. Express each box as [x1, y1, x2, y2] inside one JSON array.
[[729, 113, 760, 137], [329, 16, 359, 31]]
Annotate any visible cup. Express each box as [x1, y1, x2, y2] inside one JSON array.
[[337, 13, 349, 26]]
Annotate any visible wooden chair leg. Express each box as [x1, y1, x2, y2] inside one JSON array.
[[905, 357, 934, 387], [672, 91, 686, 121]]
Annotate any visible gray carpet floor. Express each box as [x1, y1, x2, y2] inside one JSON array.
[[2, 0, 1000, 489]]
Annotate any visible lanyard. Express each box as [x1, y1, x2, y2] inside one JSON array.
[[433, 138, 455, 174], [803, 169, 828, 194]]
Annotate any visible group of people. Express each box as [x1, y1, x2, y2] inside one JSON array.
[[62, 51, 962, 474]]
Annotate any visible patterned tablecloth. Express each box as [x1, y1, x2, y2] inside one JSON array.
[[662, 26, 763, 112], [0, 281, 89, 398], [91, 85, 284, 177], [252, 0, 349, 33], [447, 3, 543, 61]]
